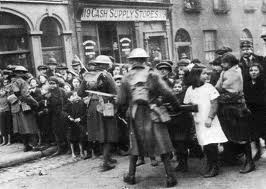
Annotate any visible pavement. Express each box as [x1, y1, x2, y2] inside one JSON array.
[[0, 143, 57, 168]]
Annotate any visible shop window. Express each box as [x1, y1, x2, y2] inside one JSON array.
[[0, 13, 33, 72], [82, 23, 99, 63], [203, 30, 217, 62], [184, 0, 201, 13], [175, 29, 192, 60], [244, 0, 259, 13], [241, 29, 253, 43], [213, 0, 230, 14], [40, 17, 65, 66], [82, 22, 135, 64]]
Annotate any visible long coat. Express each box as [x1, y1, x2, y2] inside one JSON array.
[[117, 64, 178, 157], [10, 77, 39, 135], [78, 71, 118, 143], [244, 76, 266, 139]]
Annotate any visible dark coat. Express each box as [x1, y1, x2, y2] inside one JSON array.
[[47, 87, 67, 142], [244, 76, 266, 139], [62, 99, 87, 142], [117, 64, 178, 156], [78, 71, 118, 143]]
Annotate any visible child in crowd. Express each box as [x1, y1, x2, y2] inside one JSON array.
[[169, 79, 194, 172], [63, 91, 87, 158], [184, 66, 228, 178], [72, 78, 81, 92]]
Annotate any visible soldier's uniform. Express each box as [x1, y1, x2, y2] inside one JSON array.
[[78, 55, 118, 172], [117, 48, 179, 187]]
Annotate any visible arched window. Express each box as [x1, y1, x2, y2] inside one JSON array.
[[241, 29, 253, 43], [40, 17, 65, 66], [175, 29, 192, 60], [0, 12, 32, 72]]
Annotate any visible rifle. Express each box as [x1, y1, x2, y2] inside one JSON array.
[[85, 90, 116, 98]]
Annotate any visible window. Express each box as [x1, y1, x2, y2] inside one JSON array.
[[213, 0, 230, 14], [0, 13, 33, 72], [81, 22, 135, 64], [244, 0, 259, 13], [203, 30, 217, 62], [184, 0, 201, 13], [40, 17, 65, 66], [175, 29, 192, 60], [241, 29, 253, 43]]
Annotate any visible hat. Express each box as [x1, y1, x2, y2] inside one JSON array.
[[178, 59, 190, 67], [113, 75, 123, 81], [14, 66, 28, 72], [191, 59, 201, 64], [48, 76, 59, 84], [156, 62, 172, 72], [56, 63, 68, 70], [92, 55, 112, 64], [240, 40, 253, 48], [47, 57, 57, 65], [2, 69, 12, 75], [215, 46, 232, 55], [7, 65, 17, 71], [161, 60, 174, 66], [72, 56, 81, 66], [37, 65, 48, 71], [67, 69, 79, 77]]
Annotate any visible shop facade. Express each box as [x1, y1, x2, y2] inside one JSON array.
[[0, 0, 73, 74], [73, 0, 173, 64]]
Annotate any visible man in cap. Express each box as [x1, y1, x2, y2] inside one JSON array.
[[56, 63, 68, 81], [37, 65, 48, 76], [156, 61, 174, 88], [46, 57, 58, 77], [78, 55, 118, 172], [117, 48, 179, 187], [239, 40, 265, 81]]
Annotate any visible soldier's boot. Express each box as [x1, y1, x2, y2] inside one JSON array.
[[123, 155, 137, 185], [162, 153, 177, 188], [101, 143, 115, 172]]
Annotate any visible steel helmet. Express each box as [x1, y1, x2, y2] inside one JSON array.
[[14, 66, 28, 72], [47, 57, 57, 65], [92, 55, 112, 64], [127, 48, 149, 59]]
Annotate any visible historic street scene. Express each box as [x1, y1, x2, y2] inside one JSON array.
[[1, 0, 266, 188]]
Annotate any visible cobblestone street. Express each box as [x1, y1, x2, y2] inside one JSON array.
[[1, 151, 266, 189]]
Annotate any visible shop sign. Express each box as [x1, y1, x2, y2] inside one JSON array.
[[81, 8, 167, 21]]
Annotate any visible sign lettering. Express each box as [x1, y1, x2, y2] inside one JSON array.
[[81, 8, 167, 21]]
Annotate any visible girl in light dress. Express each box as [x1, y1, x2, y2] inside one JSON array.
[[184, 65, 228, 178]]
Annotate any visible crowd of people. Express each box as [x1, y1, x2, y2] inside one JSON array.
[[0, 39, 265, 188]]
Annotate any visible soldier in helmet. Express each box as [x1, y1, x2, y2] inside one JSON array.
[[78, 55, 118, 172], [7, 66, 39, 152], [46, 57, 58, 77], [117, 48, 179, 187]]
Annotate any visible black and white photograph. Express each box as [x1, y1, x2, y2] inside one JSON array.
[[0, 0, 266, 188]]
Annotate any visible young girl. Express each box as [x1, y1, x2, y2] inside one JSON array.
[[184, 66, 228, 178], [63, 91, 87, 158], [244, 63, 266, 161], [216, 53, 255, 173]]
